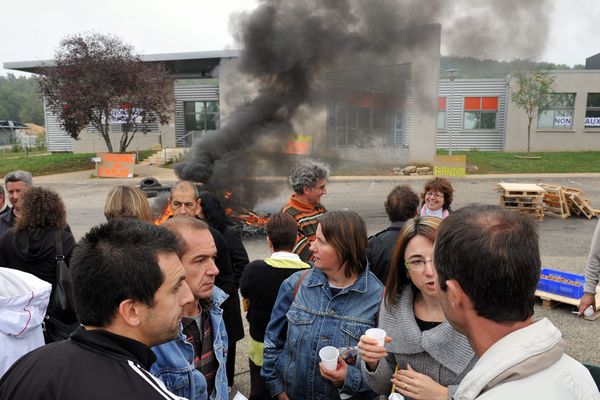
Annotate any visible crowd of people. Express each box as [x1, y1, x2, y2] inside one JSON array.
[[0, 162, 599, 400]]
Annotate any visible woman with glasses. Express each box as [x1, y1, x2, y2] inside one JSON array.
[[420, 178, 454, 219], [358, 217, 475, 400]]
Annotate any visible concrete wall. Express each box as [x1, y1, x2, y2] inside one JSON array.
[[505, 70, 600, 152], [407, 24, 441, 164]]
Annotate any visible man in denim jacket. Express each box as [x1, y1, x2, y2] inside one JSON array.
[[152, 217, 229, 400]]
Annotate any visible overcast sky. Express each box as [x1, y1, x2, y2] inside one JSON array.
[[2, 0, 599, 76]]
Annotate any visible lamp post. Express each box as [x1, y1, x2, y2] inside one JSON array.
[[445, 69, 458, 155]]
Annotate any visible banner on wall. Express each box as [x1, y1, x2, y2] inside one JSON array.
[[434, 155, 466, 177], [95, 153, 135, 178], [585, 117, 600, 127]]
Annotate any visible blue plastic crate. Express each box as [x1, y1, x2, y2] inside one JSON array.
[[537, 268, 585, 299]]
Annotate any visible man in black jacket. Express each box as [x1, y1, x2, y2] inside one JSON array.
[[367, 185, 419, 283], [0, 219, 194, 399]]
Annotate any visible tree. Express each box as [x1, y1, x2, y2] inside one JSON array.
[[510, 70, 555, 153], [0, 74, 45, 125], [37, 33, 173, 153]]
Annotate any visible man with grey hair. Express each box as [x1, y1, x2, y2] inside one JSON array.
[[281, 159, 329, 261], [0, 170, 33, 238]]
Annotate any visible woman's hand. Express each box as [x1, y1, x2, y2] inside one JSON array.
[[578, 293, 596, 316], [357, 334, 392, 370], [319, 356, 348, 387], [276, 392, 290, 400], [391, 364, 448, 400]]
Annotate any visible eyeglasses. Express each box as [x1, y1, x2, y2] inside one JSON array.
[[405, 259, 434, 271], [171, 201, 196, 210], [425, 192, 444, 199]]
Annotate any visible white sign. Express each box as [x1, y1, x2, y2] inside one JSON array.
[[108, 108, 143, 124], [554, 116, 571, 127], [585, 117, 600, 127]]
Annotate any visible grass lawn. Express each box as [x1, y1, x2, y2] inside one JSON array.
[[0, 149, 598, 177], [440, 150, 600, 174], [0, 150, 156, 177], [0, 153, 95, 177]]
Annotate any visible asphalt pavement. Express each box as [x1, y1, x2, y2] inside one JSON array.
[[34, 165, 600, 398]]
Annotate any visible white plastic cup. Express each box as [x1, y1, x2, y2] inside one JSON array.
[[389, 393, 405, 400], [584, 306, 594, 317], [319, 346, 339, 371], [365, 328, 387, 346]]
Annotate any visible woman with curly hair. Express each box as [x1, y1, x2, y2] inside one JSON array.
[[0, 187, 76, 324], [419, 178, 454, 219]]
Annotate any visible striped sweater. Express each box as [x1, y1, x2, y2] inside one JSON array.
[[281, 193, 327, 262]]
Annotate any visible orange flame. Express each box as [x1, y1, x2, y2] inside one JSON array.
[[154, 205, 173, 225], [234, 210, 269, 227]]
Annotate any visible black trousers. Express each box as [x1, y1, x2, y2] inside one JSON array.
[[249, 359, 271, 400], [226, 339, 236, 386]]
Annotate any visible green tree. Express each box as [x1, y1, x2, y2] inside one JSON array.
[[0, 74, 44, 125], [510, 71, 555, 153], [37, 32, 173, 153]]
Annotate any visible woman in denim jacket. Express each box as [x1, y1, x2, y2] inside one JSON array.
[[262, 211, 383, 400]]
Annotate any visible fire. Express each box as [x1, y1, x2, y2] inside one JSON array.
[[154, 205, 173, 225], [234, 210, 270, 227]]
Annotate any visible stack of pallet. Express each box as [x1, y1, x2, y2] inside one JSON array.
[[497, 183, 545, 220], [539, 183, 599, 219]]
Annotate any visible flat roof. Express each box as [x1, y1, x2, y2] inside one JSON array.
[[3, 49, 240, 76]]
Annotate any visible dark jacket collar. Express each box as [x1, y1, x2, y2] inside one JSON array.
[[71, 326, 157, 370]]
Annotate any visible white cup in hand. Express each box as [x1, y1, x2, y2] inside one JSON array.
[[319, 346, 339, 371], [365, 328, 386, 346]]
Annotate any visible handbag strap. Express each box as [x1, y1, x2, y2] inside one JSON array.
[[54, 229, 65, 261], [292, 268, 310, 301]]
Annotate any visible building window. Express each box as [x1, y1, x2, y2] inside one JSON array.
[[585, 93, 600, 128], [437, 97, 446, 130], [334, 105, 358, 146], [183, 101, 219, 132], [463, 97, 498, 130], [537, 93, 575, 129]]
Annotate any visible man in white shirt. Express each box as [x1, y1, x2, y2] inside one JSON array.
[[434, 204, 600, 400]]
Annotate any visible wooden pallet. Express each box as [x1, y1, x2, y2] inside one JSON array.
[[562, 187, 583, 196], [497, 183, 545, 220], [568, 193, 595, 219], [539, 184, 570, 219], [535, 289, 600, 320]]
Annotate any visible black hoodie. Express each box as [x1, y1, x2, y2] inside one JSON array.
[[0, 226, 75, 285]]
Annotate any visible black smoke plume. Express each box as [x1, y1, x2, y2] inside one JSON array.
[[175, 0, 552, 208]]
